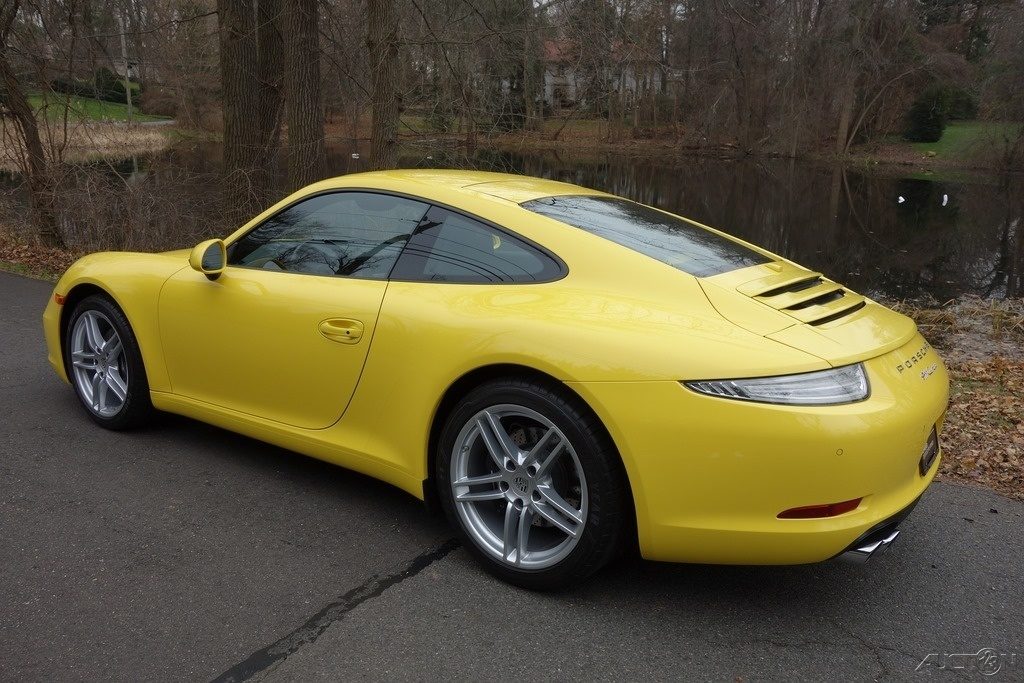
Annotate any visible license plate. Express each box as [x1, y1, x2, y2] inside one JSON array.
[[919, 427, 939, 476]]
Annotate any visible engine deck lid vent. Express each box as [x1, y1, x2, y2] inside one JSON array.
[[733, 265, 866, 326], [703, 261, 918, 365]]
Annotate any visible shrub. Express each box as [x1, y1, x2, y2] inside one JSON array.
[[903, 87, 947, 143], [94, 67, 121, 95], [138, 85, 178, 119], [943, 85, 978, 120], [50, 68, 140, 107]]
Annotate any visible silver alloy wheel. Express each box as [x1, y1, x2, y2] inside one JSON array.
[[70, 310, 128, 418], [451, 404, 588, 569]]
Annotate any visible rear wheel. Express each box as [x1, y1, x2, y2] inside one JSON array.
[[436, 377, 629, 589], [65, 294, 153, 430]]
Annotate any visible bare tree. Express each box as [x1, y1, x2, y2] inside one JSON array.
[[256, 0, 284, 164], [0, 0, 62, 246], [367, 0, 401, 170], [283, 0, 326, 188], [217, 0, 279, 217]]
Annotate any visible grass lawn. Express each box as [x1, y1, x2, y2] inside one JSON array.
[[28, 93, 170, 123], [910, 120, 1023, 159]]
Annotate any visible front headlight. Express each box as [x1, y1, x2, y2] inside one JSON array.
[[683, 363, 869, 406]]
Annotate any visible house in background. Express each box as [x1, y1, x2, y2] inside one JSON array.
[[541, 39, 666, 113], [542, 40, 580, 111]]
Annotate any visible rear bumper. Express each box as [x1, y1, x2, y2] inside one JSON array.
[[569, 332, 948, 565]]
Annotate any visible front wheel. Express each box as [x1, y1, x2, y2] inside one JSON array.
[[64, 294, 153, 430], [436, 377, 630, 589]]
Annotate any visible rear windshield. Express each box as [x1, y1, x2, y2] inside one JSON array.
[[521, 195, 770, 277]]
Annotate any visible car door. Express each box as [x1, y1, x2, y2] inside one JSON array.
[[158, 191, 429, 430]]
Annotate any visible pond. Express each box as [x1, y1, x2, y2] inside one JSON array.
[[422, 146, 1024, 302], [20, 139, 1024, 301]]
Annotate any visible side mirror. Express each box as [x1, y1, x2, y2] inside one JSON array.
[[189, 239, 226, 280]]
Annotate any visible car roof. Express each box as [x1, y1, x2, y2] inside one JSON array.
[[226, 169, 616, 253], [323, 169, 610, 206]]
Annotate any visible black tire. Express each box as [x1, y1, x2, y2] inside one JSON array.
[[436, 376, 630, 590], [64, 294, 154, 430]]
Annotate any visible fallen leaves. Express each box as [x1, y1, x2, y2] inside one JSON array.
[[0, 234, 82, 281], [887, 297, 1024, 499], [940, 358, 1024, 500]]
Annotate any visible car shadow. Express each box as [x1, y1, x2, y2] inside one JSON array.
[[146, 409, 446, 524]]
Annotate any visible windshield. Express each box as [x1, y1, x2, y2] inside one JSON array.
[[521, 195, 771, 277]]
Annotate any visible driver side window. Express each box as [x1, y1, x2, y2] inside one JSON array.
[[228, 192, 430, 279]]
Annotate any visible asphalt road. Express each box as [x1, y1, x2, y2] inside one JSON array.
[[1, 270, 1022, 682]]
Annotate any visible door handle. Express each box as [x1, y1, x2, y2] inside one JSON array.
[[318, 318, 364, 344]]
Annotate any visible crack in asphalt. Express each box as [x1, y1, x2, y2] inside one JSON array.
[[837, 621, 890, 680], [210, 539, 460, 683]]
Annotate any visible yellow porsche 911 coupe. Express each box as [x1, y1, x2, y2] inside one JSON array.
[[42, 170, 949, 588]]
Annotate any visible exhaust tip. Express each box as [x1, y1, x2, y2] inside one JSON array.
[[840, 529, 900, 564]]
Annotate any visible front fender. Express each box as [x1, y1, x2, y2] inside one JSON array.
[[44, 251, 189, 392]]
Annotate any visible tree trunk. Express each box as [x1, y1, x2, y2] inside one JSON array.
[[283, 0, 325, 188], [522, 0, 537, 131], [255, 0, 284, 173], [367, 0, 401, 170], [218, 0, 262, 217], [0, 0, 62, 247], [834, 6, 865, 158], [834, 71, 855, 157]]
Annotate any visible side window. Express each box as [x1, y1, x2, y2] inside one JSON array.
[[391, 207, 563, 283], [228, 192, 429, 279]]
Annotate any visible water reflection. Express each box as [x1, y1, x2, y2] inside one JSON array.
[[436, 149, 1023, 301], [10, 139, 1022, 300]]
